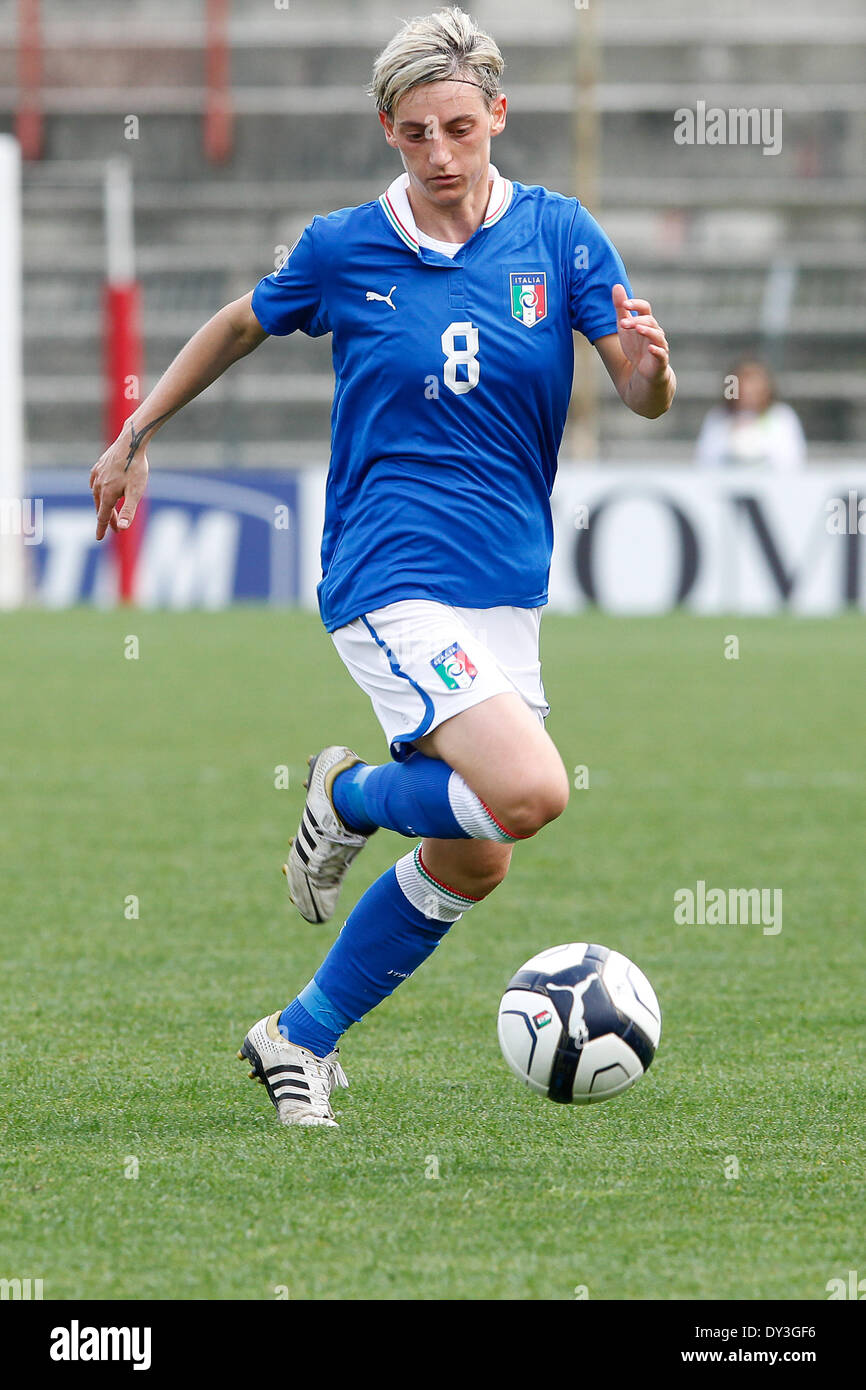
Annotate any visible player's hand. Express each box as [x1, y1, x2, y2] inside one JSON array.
[[89, 427, 149, 542], [612, 284, 670, 381]]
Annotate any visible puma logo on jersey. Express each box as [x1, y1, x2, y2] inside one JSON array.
[[366, 285, 397, 310]]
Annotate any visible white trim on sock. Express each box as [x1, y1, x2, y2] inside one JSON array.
[[447, 770, 517, 842], [395, 845, 479, 923]]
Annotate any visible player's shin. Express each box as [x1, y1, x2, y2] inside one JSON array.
[[332, 750, 520, 842], [279, 845, 481, 1056]]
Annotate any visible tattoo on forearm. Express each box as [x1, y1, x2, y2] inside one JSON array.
[[125, 409, 174, 471]]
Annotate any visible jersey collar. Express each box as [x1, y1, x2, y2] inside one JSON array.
[[378, 163, 514, 254]]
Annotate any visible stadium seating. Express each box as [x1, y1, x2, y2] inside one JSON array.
[[0, 0, 863, 468]]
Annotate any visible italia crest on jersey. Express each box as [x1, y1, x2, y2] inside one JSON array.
[[431, 643, 478, 691], [510, 272, 547, 327]]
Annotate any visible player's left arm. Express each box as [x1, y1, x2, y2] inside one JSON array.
[[594, 284, 676, 420]]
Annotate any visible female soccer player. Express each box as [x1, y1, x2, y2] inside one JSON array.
[[90, 7, 674, 1127]]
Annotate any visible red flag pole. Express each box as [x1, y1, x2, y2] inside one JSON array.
[[15, 0, 43, 161], [204, 0, 233, 164], [103, 159, 144, 604]]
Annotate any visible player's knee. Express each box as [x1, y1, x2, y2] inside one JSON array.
[[498, 767, 569, 839]]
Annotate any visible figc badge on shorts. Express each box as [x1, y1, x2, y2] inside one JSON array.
[[431, 643, 478, 691], [510, 272, 547, 327]]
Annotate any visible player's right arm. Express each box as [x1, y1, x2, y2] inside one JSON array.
[[89, 292, 268, 540]]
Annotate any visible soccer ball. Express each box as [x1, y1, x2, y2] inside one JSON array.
[[497, 942, 661, 1104]]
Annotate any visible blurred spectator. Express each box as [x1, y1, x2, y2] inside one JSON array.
[[696, 359, 807, 471]]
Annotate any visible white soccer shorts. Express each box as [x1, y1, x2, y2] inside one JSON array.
[[331, 599, 550, 761]]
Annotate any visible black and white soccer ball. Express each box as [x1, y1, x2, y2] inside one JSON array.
[[497, 943, 661, 1104]]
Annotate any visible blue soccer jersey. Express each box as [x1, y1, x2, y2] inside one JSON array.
[[251, 165, 632, 632]]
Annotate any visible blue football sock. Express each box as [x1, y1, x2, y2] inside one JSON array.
[[278, 997, 342, 1058], [330, 762, 380, 834], [332, 751, 498, 839], [279, 846, 480, 1055]]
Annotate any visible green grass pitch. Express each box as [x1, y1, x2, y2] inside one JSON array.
[[1, 608, 863, 1300]]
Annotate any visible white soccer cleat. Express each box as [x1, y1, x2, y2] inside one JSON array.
[[238, 1013, 349, 1128], [283, 745, 373, 924]]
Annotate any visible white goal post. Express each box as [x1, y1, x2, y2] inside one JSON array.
[[0, 134, 25, 608]]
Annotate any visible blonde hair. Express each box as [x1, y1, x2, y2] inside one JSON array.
[[370, 7, 504, 120]]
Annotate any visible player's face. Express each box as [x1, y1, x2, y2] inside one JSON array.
[[380, 81, 507, 209]]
